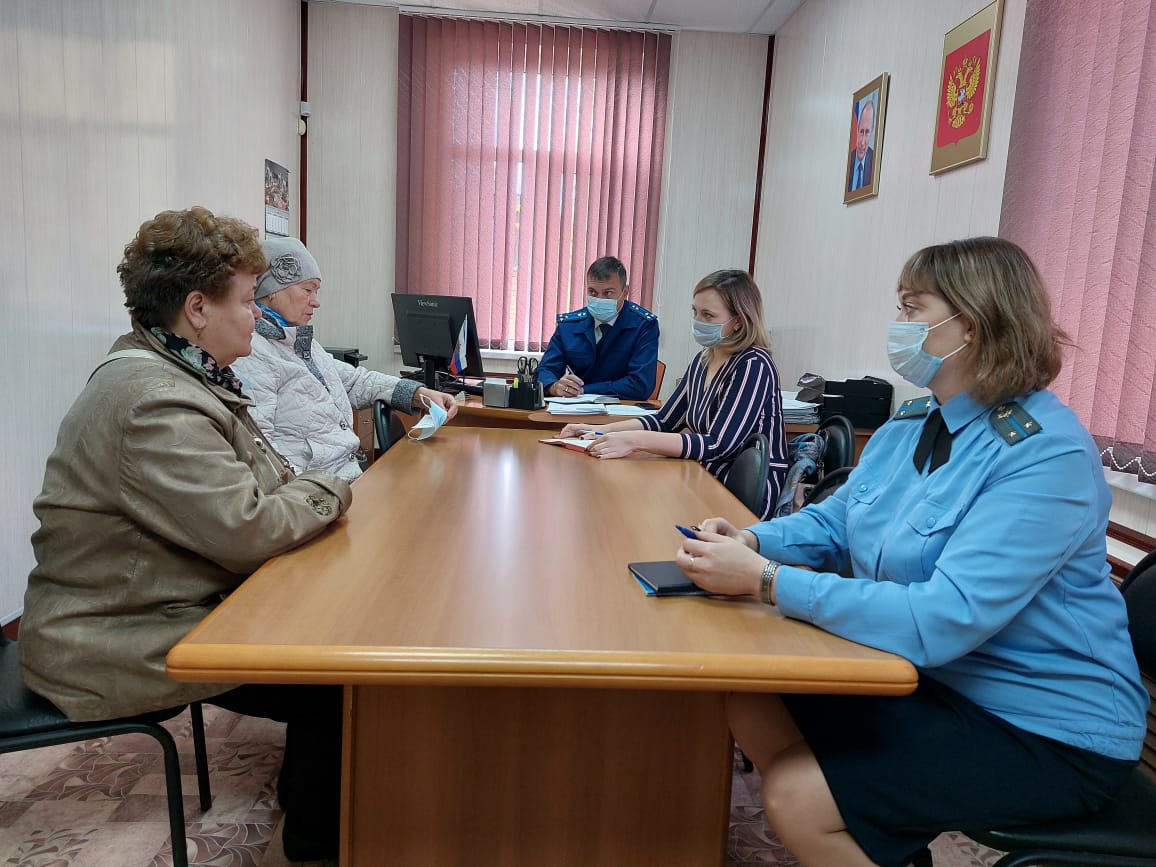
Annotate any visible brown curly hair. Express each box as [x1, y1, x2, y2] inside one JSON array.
[[118, 206, 266, 328], [898, 237, 1069, 405]]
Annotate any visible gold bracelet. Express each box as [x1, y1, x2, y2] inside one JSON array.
[[759, 559, 780, 606]]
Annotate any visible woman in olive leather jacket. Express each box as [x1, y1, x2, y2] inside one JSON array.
[[20, 206, 349, 863]]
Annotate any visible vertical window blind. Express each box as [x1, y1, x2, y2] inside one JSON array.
[[397, 15, 671, 352], [1000, 0, 1156, 484]]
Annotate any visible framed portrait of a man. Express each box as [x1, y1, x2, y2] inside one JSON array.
[[844, 73, 889, 204]]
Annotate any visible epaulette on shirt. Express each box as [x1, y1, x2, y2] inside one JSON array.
[[558, 309, 589, 323], [988, 401, 1042, 445], [624, 301, 656, 320], [893, 396, 931, 419]]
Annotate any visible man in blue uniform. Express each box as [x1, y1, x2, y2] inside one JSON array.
[[538, 256, 659, 400]]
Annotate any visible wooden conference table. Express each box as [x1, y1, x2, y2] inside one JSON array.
[[168, 428, 915, 867]]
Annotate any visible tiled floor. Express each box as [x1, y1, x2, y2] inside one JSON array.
[[0, 705, 1002, 866]]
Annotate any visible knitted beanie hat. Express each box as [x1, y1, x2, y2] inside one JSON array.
[[255, 237, 321, 299]]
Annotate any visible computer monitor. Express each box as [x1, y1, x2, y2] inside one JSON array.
[[391, 293, 484, 389]]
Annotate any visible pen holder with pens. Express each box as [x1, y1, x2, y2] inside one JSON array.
[[506, 355, 544, 410], [508, 380, 544, 410]]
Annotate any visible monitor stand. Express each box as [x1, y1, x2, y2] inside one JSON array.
[[416, 355, 442, 388]]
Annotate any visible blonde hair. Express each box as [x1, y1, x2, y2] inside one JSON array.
[[119, 206, 266, 329], [898, 237, 1068, 405], [693, 269, 771, 357]]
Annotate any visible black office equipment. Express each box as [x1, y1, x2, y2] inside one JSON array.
[[392, 293, 484, 388], [820, 377, 893, 429], [324, 346, 367, 367]]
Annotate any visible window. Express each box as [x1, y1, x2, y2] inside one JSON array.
[[396, 16, 671, 352]]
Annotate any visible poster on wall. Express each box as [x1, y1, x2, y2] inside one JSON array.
[[844, 73, 890, 204], [930, 0, 1004, 175], [264, 159, 290, 236]]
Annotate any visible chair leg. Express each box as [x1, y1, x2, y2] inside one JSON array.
[[148, 723, 191, 867], [189, 702, 212, 811]]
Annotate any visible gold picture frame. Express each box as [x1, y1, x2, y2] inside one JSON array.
[[930, 0, 1004, 175], [844, 73, 889, 204]]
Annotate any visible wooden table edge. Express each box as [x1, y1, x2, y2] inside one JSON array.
[[167, 643, 916, 694]]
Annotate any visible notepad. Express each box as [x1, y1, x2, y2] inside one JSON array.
[[538, 436, 595, 453], [628, 561, 709, 596]]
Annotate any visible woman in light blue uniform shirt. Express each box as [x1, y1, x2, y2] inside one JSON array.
[[678, 238, 1147, 867]]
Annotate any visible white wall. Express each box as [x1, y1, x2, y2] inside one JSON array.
[[755, 0, 1027, 404], [0, 0, 302, 622], [306, 1, 399, 373], [651, 31, 769, 393]]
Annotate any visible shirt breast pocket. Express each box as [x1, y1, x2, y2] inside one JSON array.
[[844, 475, 882, 541], [885, 498, 963, 585]]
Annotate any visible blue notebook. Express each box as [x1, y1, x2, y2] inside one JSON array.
[[628, 561, 709, 596]]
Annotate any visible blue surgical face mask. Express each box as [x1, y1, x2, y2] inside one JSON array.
[[407, 395, 449, 441], [886, 313, 965, 388], [587, 296, 619, 323], [691, 317, 732, 348]]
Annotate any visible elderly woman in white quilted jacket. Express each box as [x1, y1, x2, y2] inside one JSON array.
[[232, 237, 458, 480]]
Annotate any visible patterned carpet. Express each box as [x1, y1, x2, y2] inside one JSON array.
[[0, 705, 1003, 866]]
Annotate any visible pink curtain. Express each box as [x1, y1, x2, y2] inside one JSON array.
[[397, 16, 670, 352], [1000, 0, 1156, 484]]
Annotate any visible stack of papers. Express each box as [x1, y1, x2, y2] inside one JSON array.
[[781, 390, 820, 423], [546, 402, 607, 415], [545, 403, 657, 417], [605, 404, 657, 417], [545, 394, 619, 404]]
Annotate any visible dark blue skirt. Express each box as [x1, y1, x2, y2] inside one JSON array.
[[781, 676, 1136, 867]]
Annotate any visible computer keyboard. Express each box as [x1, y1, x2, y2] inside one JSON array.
[[435, 376, 485, 396], [400, 370, 486, 397]]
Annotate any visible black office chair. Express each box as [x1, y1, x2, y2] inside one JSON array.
[[801, 466, 853, 507], [816, 413, 856, 472], [373, 399, 406, 455], [724, 433, 770, 516], [0, 633, 212, 867], [961, 550, 1156, 866]]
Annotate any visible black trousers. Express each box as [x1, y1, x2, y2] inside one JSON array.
[[206, 683, 343, 859]]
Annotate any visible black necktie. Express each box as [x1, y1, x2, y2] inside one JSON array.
[[912, 409, 953, 474], [855, 163, 863, 189]]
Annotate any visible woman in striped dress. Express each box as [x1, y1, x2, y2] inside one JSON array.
[[560, 269, 788, 518]]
